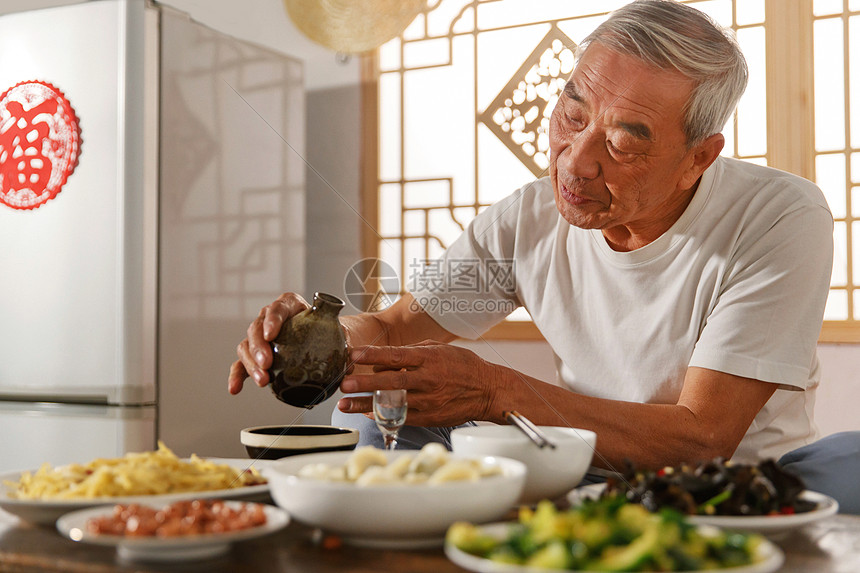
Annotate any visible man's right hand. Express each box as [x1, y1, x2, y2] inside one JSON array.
[[228, 292, 310, 395]]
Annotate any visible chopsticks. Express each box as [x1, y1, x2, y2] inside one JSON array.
[[504, 410, 557, 449]]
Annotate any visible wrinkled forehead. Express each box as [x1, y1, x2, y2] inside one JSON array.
[[566, 43, 694, 136], [572, 39, 676, 79], [573, 44, 691, 98]]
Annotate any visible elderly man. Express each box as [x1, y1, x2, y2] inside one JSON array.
[[230, 0, 859, 510]]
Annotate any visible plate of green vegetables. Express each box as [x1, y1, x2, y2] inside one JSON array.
[[445, 496, 783, 573]]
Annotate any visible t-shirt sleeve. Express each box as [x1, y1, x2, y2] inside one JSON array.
[[689, 199, 833, 389], [407, 187, 527, 339]]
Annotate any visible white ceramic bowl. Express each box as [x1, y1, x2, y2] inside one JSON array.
[[451, 425, 596, 504], [263, 450, 526, 548]]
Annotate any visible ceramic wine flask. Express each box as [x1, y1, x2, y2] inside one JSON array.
[[269, 292, 349, 408]]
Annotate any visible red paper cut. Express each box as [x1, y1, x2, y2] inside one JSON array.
[[0, 80, 82, 210]]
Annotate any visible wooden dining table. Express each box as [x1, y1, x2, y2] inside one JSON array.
[[2, 505, 860, 573]]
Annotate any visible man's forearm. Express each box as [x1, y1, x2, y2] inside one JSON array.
[[341, 293, 456, 350], [341, 313, 394, 349], [485, 363, 774, 471]]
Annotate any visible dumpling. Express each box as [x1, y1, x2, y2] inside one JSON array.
[[407, 442, 450, 476], [298, 462, 347, 481], [345, 446, 388, 481], [383, 455, 413, 479], [299, 463, 335, 480], [355, 465, 400, 487], [428, 459, 480, 484], [403, 472, 429, 485], [477, 462, 503, 478]]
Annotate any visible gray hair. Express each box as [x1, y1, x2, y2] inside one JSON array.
[[578, 0, 748, 145]]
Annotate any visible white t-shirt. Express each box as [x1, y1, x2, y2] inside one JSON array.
[[410, 156, 833, 463]]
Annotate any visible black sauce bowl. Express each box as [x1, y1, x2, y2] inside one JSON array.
[[240, 425, 359, 460]]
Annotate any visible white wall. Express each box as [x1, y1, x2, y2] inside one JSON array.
[[153, 0, 359, 90], [1, 0, 359, 90], [814, 344, 860, 436]]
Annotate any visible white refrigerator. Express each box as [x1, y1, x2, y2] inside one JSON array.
[[0, 0, 308, 473]]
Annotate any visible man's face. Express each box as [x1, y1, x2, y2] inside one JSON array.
[[549, 43, 709, 250]]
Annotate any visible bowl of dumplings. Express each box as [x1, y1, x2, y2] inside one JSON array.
[[263, 443, 526, 547]]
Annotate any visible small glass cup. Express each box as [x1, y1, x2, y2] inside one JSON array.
[[373, 389, 408, 450]]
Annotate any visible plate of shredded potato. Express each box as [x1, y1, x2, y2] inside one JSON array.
[[0, 442, 271, 525]]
